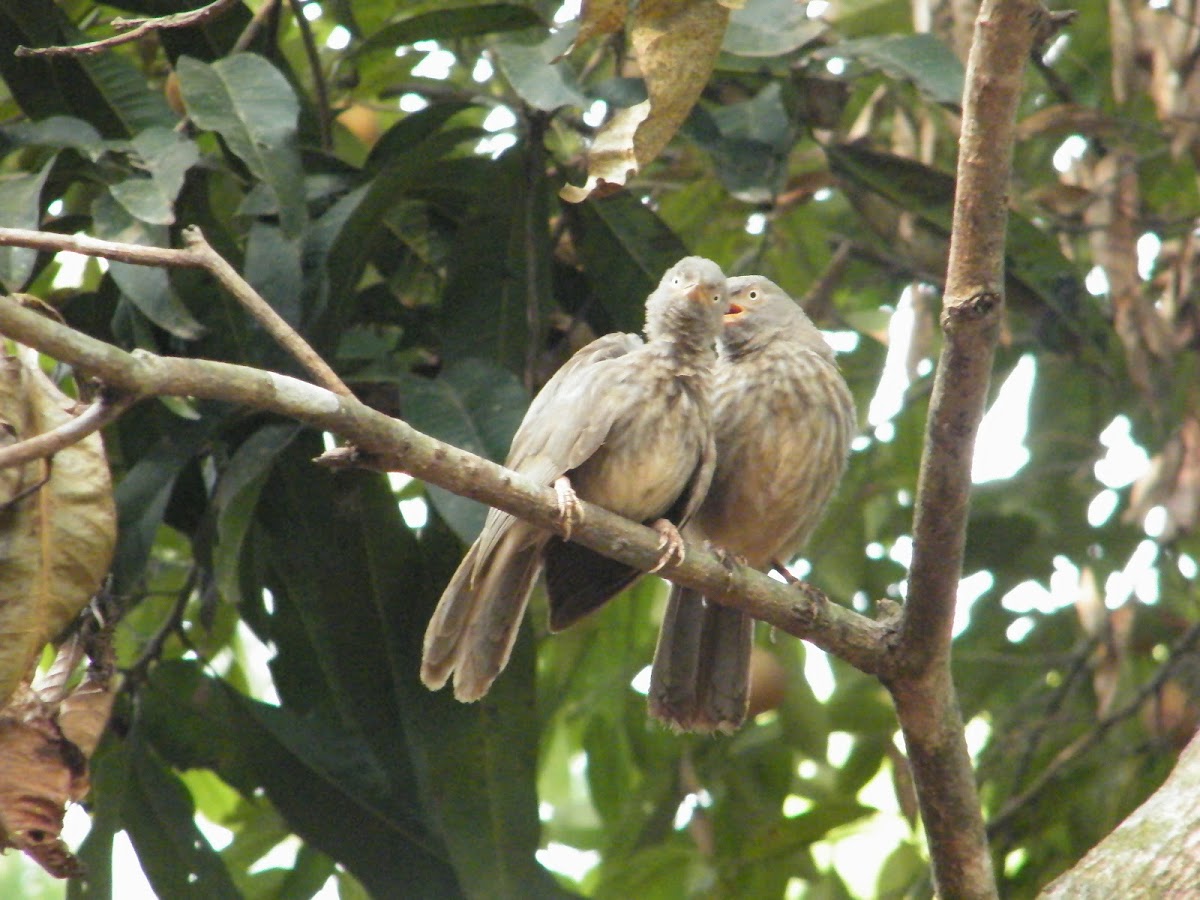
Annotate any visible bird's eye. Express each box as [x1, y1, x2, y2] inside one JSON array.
[[748, 290, 758, 299], [713, 294, 721, 303], [672, 276, 681, 285]]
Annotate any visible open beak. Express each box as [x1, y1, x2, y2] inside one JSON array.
[[723, 302, 745, 323]]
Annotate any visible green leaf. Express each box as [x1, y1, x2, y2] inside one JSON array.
[[0, 154, 54, 290], [108, 126, 201, 226], [684, 83, 795, 203], [0, 0, 173, 137], [567, 192, 689, 334], [439, 147, 551, 374], [353, 4, 545, 58], [822, 33, 966, 106], [141, 661, 463, 898], [399, 358, 530, 542], [212, 423, 301, 606], [122, 737, 241, 899], [0, 115, 104, 158], [175, 54, 306, 236], [492, 27, 587, 112], [252, 437, 412, 772], [91, 190, 206, 339], [722, 0, 826, 57]]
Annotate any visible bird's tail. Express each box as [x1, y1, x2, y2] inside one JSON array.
[[421, 526, 543, 702], [649, 585, 752, 733]]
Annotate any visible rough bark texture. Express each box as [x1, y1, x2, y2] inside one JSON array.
[[1040, 729, 1200, 898], [882, 1, 1046, 897]]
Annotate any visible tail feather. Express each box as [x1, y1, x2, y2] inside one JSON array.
[[648, 586, 752, 733], [543, 537, 642, 631], [693, 603, 752, 733], [648, 586, 706, 730], [420, 525, 544, 701]]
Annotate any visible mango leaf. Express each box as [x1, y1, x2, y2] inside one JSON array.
[[0, 115, 105, 159], [108, 126, 201, 226], [722, 0, 826, 57], [211, 423, 300, 607], [561, 0, 730, 201], [440, 147, 551, 375], [140, 660, 462, 898], [493, 26, 587, 112], [392, 515, 573, 900], [399, 359, 529, 542], [251, 438, 411, 775], [825, 143, 1107, 356], [175, 54, 306, 237], [684, 82, 795, 203], [820, 33, 965, 107], [567, 191, 689, 334], [353, 4, 544, 57], [121, 737, 241, 899], [0, 0, 173, 137], [0, 347, 115, 706], [91, 191, 206, 340], [0, 155, 55, 290]]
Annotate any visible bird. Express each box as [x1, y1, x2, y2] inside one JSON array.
[[648, 275, 856, 732], [421, 256, 729, 702]]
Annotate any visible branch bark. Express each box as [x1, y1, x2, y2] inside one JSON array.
[[882, 2, 1048, 897], [0, 296, 891, 676]]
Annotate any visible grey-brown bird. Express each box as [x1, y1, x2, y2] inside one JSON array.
[[422, 257, 728, 702], [648, 276, 856, 732]]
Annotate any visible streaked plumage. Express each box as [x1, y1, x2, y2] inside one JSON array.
[[422, 257, 728, 702], [649, 276, 856, 732]]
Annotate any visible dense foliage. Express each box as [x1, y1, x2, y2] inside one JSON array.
[[0, 0, 1197, 897]]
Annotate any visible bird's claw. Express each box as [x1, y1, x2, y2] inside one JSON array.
[[649, 519, 686, 572], [554, 476, 583, 540]]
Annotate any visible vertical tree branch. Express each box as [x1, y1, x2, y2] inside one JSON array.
[[884, 1, 1046, 897]]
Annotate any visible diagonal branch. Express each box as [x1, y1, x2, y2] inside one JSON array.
[[0, 226, 351, 399], [0, 294, 892, 676]]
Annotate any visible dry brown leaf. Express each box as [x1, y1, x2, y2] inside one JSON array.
[[0, 348, 116, 707], [0, 635, 118, 879], [0, 688, 88, 879], [561, 0, 730, 202], [573, 0, 627, 50]]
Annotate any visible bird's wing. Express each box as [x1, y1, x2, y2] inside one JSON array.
[[472, 332, 643, 570]]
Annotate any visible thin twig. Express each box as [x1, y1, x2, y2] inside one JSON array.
[[232, 0, 282, 53], [125, 567, 200, 686], [0, 388, 134, 470], [179, 228, 351, 396], [988, 621, 1200, 840], [285, 0, 332, 151], [15, 0, 241, 58], [0, 225, 352, 398]]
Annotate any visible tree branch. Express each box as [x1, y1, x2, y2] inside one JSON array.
[[0, 294, 892, 676], [14, 0, 241, 58], [883, 2, 1049, 897], [0, 388, 134, 470], [0, 226, 352, 398]]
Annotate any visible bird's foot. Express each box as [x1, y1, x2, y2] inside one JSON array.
[[554, 476, 583, 540], [649, 519, 686, 572], [771, 560, 828, 607], [770, 558, 801, 584]]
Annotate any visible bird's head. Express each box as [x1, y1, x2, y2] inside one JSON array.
[[644, 256, 728, 348]]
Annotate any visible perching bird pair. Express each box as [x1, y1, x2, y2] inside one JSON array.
[[421, 257, 856, 732]]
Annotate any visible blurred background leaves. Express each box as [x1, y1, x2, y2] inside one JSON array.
[[0, 0, 1198, 897]]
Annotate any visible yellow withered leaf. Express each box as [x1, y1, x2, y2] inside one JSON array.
[[0, 348, 116, 707], [561, 0, 729, 202]]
